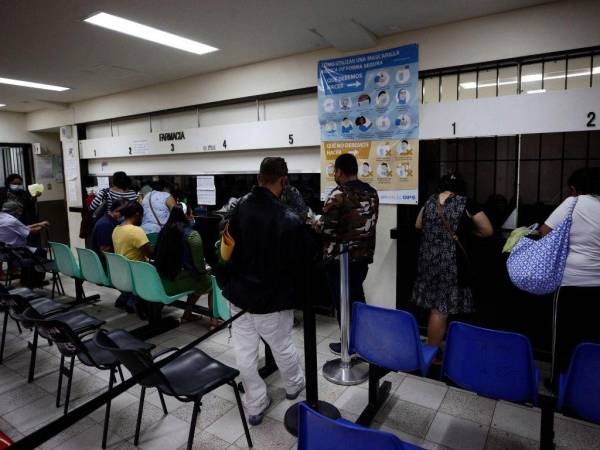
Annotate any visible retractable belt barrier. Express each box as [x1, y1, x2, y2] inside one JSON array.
[[8, 310, 245, 450]]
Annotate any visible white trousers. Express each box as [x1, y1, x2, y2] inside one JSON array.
[[231, 306, 304, 415]]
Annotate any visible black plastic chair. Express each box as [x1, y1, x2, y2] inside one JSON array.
[[25, 315, 154, 449], [5, 295, 104, 382], [0, 286, 43, 361], [94, 330, 253, 450]]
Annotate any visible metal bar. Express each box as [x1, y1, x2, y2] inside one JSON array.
[[539, 394, 556, 450], [339, 244, 351, 365], [537, 134, 542, 203], [564, 56, 569, 90], [356, 364, 392, 427]]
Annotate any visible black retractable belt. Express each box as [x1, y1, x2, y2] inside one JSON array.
[[9, 310, 245, 450]]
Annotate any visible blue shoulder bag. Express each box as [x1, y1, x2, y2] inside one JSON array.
[[506, 198, 577, 295]]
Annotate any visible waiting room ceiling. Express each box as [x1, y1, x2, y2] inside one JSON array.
[[0, 0, 554, 112]]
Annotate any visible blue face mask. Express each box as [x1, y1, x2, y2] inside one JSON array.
[[117, 216, 125, 224], [9, 184, 24, 191], [189, 218, 196, 227]]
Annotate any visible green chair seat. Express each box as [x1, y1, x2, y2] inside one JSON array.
[[50, 242, 82, 279], [76, 248, 111, 286], [211, 276, 231, 321], [104, 253, 134, 293], [128, 260, 193, 304]]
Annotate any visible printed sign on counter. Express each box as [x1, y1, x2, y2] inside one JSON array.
[[318, 44, 419, 204]]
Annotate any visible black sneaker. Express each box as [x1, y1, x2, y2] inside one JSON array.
[[329, 342, 341, 355]]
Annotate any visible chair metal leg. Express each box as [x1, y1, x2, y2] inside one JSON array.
[[102, 368, 116, 449], [117, 365, 125, 383], [63, 356, 75, 415], [187, 399, 200, 450], [56, 354, 65, 407], [134, 386, 146, 446], [27, 327, 39, 383], [158, 391, 168, 415], [16, 320, 22, 334], [231, 381, 253, 448], [0, 310, 8, 363]]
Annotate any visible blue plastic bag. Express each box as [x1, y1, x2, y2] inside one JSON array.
[[506, 198, 577, 295]]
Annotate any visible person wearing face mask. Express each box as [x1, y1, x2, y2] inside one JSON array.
[[317, 153, 379, 355], [91, 199, 128, 260], [215, 157, 314, 426], [0, 201, 49, 287], [154, 203, 213, 324], [112, 201, 154, 262], [0, 173, 39, 226]]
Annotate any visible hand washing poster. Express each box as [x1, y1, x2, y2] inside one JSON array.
[[318, 44, 419, 204]]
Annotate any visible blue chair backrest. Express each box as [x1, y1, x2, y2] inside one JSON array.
[[297, 402, 422, 450], [442, 322, 539, 404], [351, 303, 426, 374], [558, 342, 600, 425]]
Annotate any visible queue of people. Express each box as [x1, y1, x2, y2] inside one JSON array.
[[1, 158, 597, 429]]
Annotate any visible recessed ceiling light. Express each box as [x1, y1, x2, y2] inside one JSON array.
[[84, 12, 218, 56], [0, 77, 69, 92]]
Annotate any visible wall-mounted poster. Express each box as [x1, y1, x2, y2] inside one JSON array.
[[318, 44, 419, 204]]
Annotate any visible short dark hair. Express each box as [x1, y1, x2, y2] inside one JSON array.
[[258, 157, 288, 184], [109, 198, 129, 212], [568, 167, 600, 195], [5, 174, 22, 185], [334, 153, 358, 176], [112, 171, 131, 190], [152, 179, 173, 192], [120, 201, 143, 219], [439, 173, 467, 195]]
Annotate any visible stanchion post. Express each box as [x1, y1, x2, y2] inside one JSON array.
[[284, 237, 340, 436], [322, 244, 369, 386]]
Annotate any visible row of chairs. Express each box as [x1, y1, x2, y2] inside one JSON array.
[[1, 272, 249, 450], [350, 303, 600, 437]]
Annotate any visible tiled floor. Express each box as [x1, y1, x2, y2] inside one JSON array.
[[1, 278, 600, 449]]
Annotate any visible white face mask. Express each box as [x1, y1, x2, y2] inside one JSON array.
[[9, 184, 24, 191]]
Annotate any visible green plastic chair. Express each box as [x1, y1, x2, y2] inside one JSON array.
[[76, 248, 111, 286], [211, 276, 231, 320], [146, 233, 159, 247], [104, 253, 135, 294], [50, 242, 82, 279], [128, 260, 193, 304]]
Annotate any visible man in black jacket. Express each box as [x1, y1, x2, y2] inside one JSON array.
[[218, 157, 309, 425]]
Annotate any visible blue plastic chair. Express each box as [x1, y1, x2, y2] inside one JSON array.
[[297, 402, 423, 450], [557, 342, 600, 425], [441, 322, 539, 404], [351, 303, 436, 376]]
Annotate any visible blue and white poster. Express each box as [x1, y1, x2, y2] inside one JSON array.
[[318, 44, 419, 204]]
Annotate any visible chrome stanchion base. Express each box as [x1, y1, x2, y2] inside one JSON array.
[[323, 357, 369, 386]]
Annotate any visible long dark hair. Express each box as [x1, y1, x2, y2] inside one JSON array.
[[155, 205, 188, 280], [568, 168, 600, 195]]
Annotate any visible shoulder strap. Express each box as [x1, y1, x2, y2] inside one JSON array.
[[148, 191, 163, 227], [435, 196, 470, 260]]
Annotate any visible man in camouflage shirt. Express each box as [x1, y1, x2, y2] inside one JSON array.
[[319, 153, 379, 355]]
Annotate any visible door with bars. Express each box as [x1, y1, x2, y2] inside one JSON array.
[[0, 145, 33, 187]]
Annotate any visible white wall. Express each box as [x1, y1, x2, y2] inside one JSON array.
[[25, 0, 600, 130], [0, 111, 64, 202]]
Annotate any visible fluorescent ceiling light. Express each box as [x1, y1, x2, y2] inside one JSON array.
[[0, 104, 5, 107], [526, 89, 546, 94], [0, 77, 69, 92], [84, 12, 218, 55]]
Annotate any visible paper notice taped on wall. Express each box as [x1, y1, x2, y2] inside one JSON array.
[[196, 175, 215, 190], [67, 181, 78, 202], [97, 176, 110, 190], [132, 139, 150, 155], [197, 189, 216, 205]]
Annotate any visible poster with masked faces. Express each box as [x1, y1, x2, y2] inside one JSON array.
[[318, 44, 419, 204]]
